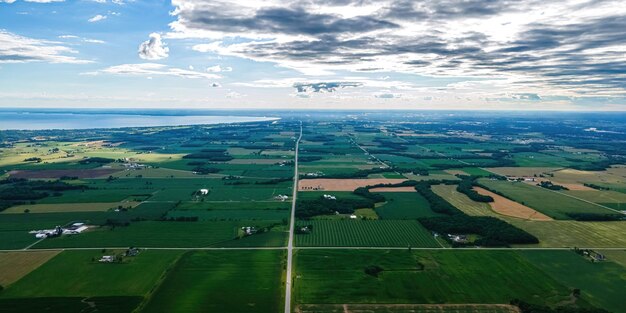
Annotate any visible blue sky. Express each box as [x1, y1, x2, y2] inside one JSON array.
[[1, 0, 626, 110]]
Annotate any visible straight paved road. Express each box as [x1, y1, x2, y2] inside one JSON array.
[[284, 122, 302, 313]]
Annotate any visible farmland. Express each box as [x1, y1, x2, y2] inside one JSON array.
[[140, 250, 284, 313], [0, 250, 182, 298], [0, 250, 60, 287], [297, 304, 521, 313], [294, 250, 577, 306], [295, 220, 440, 247], [477, 179, 616, 220], [2, 111, 626, 313], [374, 192, 442, 219]]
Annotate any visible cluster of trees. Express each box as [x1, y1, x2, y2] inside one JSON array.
[[414, 181, 463, 215], [298, 156, 323, 162], [308, 167, 395, 179], [23, 157, 42, 163], [79, 157, 115, 164], [419, 215, 539, 246], [538, 181, 569, 190], [254, 177, 292, 185], [412, 181, 539, 246], [583, 183, 610, 191], [306, 135, 336, 142], [353, 187, 386, 203], [161, 216, 199, 222], [0, 179, 88, 209], [456, 176, 493, 203], [192, 166, 221, 175], [510, 299, 609, 313], [183, 149, 234, 162], [566, 213, 624, 221], [296, 196, 375, 219], [364, 265, 384, 277]]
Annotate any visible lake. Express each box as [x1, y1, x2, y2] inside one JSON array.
[[0, 110, 279, 130]]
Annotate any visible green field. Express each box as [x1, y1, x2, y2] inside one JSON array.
[[4, 114, 626, 313], [0, 297, 143, 313], [505, 220, 626, 248], [294, 250, 576, 306], [0, 250, 182, 298], [295, 220, 439, 247], [519, 250, 626, 313], [32, 220, 282, 248], [375, 192, 442, 219], [140, 250, 284, 313], [297, 304, 521, 313], [478, 179, 614, 219], [431, 184, 496, 217]]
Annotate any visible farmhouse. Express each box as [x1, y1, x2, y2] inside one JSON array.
[[31, 223, 89, 238], [275, 194, 289, 201], [124, 247, 141, 257], [199, 189, 209, 195], [447, 234, 469, 243], [62, 223, 89, 235], [99, 255, 116, 263], [32, 226, 63, 238], [242, 226, 258, 236]]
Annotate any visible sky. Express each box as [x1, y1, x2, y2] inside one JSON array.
[[1, 0, 626, 111]]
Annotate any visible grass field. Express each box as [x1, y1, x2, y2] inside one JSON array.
[[32, 220, 281, 248], [0, 250, 182, 298], [295, 220, 439, 247], [0, 296, 143, 313], [375, 192, 442, 219], [165, 209, 289, 221], [519, 250, 626, 313], [505, 220, 626, 248], [431, 185, 496, 217], [474, 187, 552, 220], [478, 179, 614, 219], [294, 250, 574, 306], [140, 250, 283, 313], [297, 304, 521, 313], [432, 185, 626, 247], [0, 250, 60, 287], [2, 202, 140, 214], [484, 167, 560, 177], [562, 190, 626, 205]]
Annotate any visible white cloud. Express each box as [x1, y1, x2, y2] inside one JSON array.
[[2, 0, 65, 3], [206, 65, 232, 72], [138, 33, 169, 60], [0, 30, 91, 64], [90, 0, 128, 4], [88, 14, 107, 22], [84, 63, 221, 79], [58, 35, 106, 44]]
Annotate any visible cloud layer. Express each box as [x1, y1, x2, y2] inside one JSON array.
[[169, 0, 626, 97], [0, 30, 90, 64]]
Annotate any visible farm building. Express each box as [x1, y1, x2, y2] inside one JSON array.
[[242, 226, 258, 236], [199, 189, 209, 195], [99, 255, 116, 263], [323, 194, 336, 200], [275, 195, 289, 201]]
